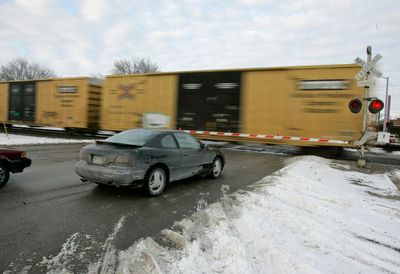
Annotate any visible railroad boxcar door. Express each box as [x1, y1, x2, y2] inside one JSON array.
[[8, 82, 36, 122], [177, 72, 241, 132], [205, 72, 241, 132]]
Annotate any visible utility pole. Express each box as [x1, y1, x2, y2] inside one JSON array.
[[382, 76, 389, 132]]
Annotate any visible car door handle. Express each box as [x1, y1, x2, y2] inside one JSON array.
[[183, 153, 189, 156]]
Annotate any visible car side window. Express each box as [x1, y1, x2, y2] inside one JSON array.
[[160, 134, 178, 149], [174, 133, 201, 149]]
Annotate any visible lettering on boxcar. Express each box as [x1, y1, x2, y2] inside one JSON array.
[[304, 101, 338, 106], [55, 94, 79, 98], [43, 111, 59, 118], [297, 80, 349, 90], [58, 86, 78, 93], [292, 93, 354, 99], [303, 108, 339, 113]]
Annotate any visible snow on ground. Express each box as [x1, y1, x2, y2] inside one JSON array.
[[34, 156, 400, 274], [345, 147, 400, 156], [12, 124, 66, 131], [365, 146, 400, 156], [88, 157, 400, 273], [0, 133, 94, 146], [3, 130, 398, 272]]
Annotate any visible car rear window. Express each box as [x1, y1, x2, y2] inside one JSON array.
[[104, 129, 160, 146]]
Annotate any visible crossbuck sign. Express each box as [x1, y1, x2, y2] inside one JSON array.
[[354, 53, 383, 82]]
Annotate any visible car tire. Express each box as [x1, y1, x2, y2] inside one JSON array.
[[0, 162, 10, 188], [210, 157, 223, 179], [145, 167, 167, 197]]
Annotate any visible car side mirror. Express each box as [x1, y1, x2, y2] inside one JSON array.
[[200, 142, 206, 149]]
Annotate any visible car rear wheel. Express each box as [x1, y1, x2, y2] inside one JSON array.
[[210, 157, 223, 179], [145, 167, 167, 197], [0, 162, 10, 188]]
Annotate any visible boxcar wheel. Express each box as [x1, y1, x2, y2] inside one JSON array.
[[145, 167, 167, 197], [0, 162, 10, 188]]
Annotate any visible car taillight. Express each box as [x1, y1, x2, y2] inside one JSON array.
[[114, 155, 129, 165]]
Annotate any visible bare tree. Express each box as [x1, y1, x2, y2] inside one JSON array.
[[0, 58, 57, 81], [89, 73, 104, 86], [90, 72, 104, 80], [111, 57, 159, 75]]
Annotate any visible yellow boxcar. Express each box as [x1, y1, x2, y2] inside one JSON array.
[[241, 64, 365, 145], [0, 82, 8, 123], [101, 74, 178, 131], [101, 64, 369, 147], [0, 77, 102, 130]]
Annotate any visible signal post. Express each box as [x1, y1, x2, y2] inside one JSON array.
[[352, 46, 385, 167]]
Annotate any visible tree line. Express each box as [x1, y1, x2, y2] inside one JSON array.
[[0, 57, 159, 81]]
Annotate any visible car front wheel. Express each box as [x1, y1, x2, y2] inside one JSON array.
[[0, 162, 10, 188], [145, 167, 167, 197], [210, 157, 223, 179]]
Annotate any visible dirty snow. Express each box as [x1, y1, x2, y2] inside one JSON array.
[[90, 156, 399, 273], [32, 156, 400, 273], [11, 124, 65, 131], [39, 217, 127, 274], [0, 133, 94, 146], [343, 146, 400, 157]]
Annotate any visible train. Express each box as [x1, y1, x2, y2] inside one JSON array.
[[0, 77, 102, 130], [0, 63, 374, 147]]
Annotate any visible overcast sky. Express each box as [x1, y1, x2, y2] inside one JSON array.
[[1, 0, 399, 113]]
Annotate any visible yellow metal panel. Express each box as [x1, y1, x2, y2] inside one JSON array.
[[241, 66, 365, 142], [101, 74, 177, 131], [0, 83, 8, 122], [36, 78, 89, 128]]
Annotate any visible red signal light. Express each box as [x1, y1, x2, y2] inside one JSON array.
[[368, 99, 384, 114], [348, 98, 362, 113]]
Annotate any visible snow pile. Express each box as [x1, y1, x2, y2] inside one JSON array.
[[0, 133, 94, 145], [363, 147, 400, 156], [12, 124, 65, 131], [104, 157, 400, 274]]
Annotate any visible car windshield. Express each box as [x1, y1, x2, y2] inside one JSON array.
[[104, 129, 160, 146]]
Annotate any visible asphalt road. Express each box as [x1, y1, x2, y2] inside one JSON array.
[[0, 144, 288, 273]]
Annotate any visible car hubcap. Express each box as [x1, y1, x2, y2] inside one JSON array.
[[213, 159, 222, 176], [149, 170, 164, 193]]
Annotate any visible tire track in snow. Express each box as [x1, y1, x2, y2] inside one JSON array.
[[95, 216, 126, 274]]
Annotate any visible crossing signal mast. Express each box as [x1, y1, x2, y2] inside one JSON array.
[[352, 46, 389, 167]]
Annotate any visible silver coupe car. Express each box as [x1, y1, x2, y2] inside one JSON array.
[[75, 129, 225, 196]]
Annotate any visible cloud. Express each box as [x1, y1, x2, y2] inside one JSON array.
[[0, 0, 399, 111]]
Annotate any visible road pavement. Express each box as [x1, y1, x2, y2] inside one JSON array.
[[0, 144, 287, 273]]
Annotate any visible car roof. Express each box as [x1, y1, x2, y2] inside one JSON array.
[[127, 128, 186, 134]]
